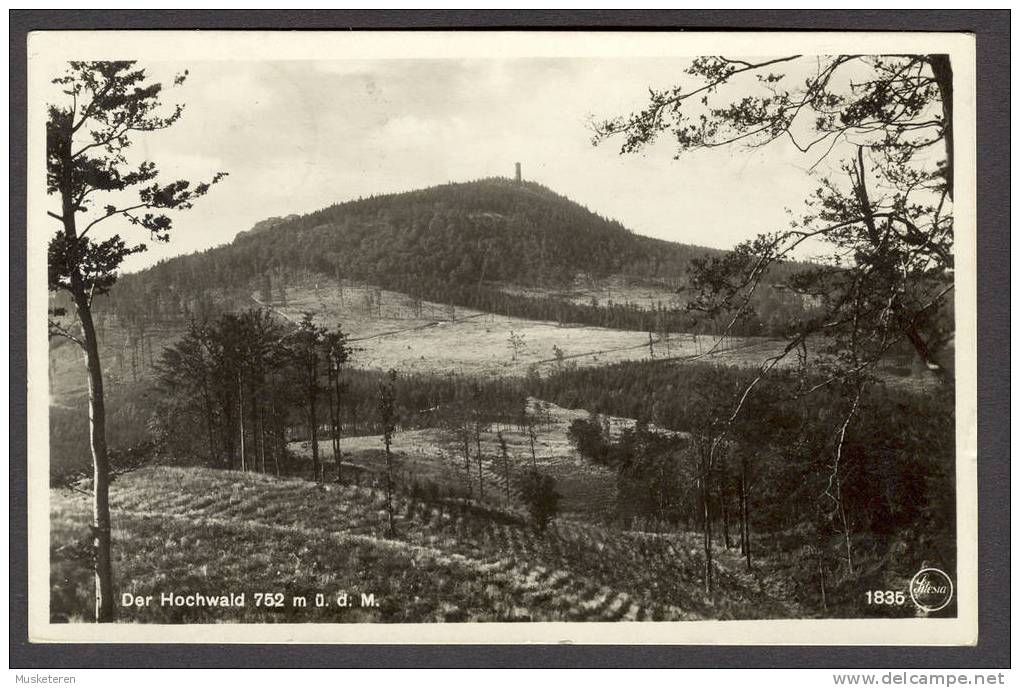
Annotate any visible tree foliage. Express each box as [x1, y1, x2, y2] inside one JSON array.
[[592, 54, 957, 590], [594, 54, 955, 381], [47, 61, 226, 302]]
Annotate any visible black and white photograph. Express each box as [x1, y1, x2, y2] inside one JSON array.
[[26, 29, 978, 645]]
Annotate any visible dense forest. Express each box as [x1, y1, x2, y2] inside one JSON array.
[[98, 178, 816, 337]]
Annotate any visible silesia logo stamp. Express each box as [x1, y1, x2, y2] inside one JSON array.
[[909, 568, 954, 613]]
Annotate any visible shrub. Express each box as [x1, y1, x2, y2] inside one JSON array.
[[517, 469, 561, 532], [566, 418, 609, 464]]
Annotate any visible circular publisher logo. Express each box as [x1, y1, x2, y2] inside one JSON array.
[[909, 568, 954, 613]]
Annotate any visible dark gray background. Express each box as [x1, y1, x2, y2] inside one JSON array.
[[9, 9, 1010, 669]]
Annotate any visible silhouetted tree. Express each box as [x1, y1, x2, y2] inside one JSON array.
[[46, 61, 225, 621], [293, 313, 326, 482], [323, 326, 354, 482], [497, 430, 512, 504], [378, 369, 398, 536]]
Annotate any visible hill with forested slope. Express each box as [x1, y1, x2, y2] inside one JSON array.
[[141, 177, 709, 291], [104, 177, 812, 336]]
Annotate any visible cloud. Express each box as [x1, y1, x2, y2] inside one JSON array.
[[378, 114, 441, 141], [309, 60, 376, 77], [145, 151, 225, 180], [192, 63, 279, 110]]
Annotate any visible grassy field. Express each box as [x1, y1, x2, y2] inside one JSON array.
[[50, 465, 804, 624]]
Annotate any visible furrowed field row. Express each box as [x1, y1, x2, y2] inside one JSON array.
[[57, 467, 800, 620]]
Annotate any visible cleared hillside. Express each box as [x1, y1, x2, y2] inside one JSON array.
[[269, 281, 782, 378]]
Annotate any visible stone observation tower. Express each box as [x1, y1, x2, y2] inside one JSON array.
[[515, 162, 522, 183]]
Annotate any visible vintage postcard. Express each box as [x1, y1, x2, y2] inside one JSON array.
[[26, 29, 977, 644]]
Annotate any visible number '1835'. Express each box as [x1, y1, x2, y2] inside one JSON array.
[[866, 590, 905, 605]]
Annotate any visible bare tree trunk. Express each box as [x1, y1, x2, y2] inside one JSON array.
[[718, 460, 734, 550], [853, 147, 952, 380], [73, 288, 115, 623], [308, 365, 319, 483], [258, 407, 266, 474], [816, 547, 828, 613], [721, 477, 732, 550], [897, 311, 952, 382], [248, 379, 259, 472], [738, 462, 747, 556], [221, 393, 236, 469], [384, 438, 395, 536], [837, 476, 855, 575], [502, 447, 511, 504], [331, 362, 343, 483], [271, 398, 281, 477], [200, 380, 217, 465], [528, 424, 538, 470], [927, 54, 953, 199], [475, 426, 484, 500], [461, 431, 473, 498], [237, 371, 247, 472], [701, 468, 714, 594], [740, 452, 752, 571], [59, 147, 116, 621]]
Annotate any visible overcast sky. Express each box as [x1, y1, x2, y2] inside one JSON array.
[[82, 58, 833, 272]]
